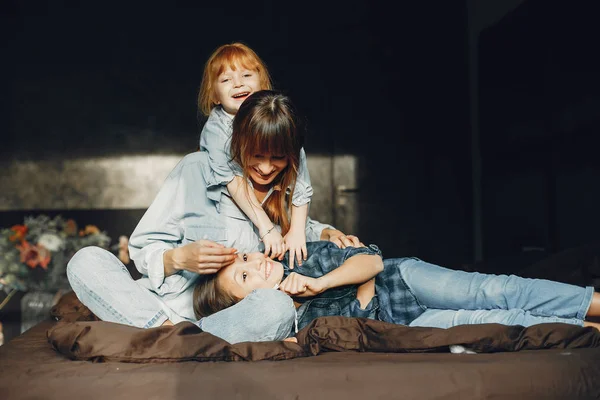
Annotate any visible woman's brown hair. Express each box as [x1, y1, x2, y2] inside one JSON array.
[[197, 42, 272, 116], [229, 90, 304, 235], [193, 274, 239, 319]]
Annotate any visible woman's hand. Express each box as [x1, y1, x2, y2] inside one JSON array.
[[322, 228, 363, 248], [278, 272, 326, 297], [283, 227, 307, 268], [165, 240, 237, 275]]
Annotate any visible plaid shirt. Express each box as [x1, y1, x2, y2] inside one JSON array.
[[282, 241, 426, 330]]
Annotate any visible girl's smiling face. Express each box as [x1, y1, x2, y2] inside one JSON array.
[[213, 64, 262, 115], [217, 252, 285, 299]]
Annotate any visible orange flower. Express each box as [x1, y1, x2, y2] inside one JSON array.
[[80, 225, 100, 236], [64, 219, 77, 236], [117, 235, 130, 265], [16, 241, 51, 270], [9, 225, 28, 242]]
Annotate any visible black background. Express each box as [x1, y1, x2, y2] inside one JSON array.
[[2, 0, 600, 272]]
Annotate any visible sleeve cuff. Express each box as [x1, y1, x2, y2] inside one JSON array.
[[342, 244, 383, 262], [291, 178, 313, 207], [200, 160, 235, 204], [146, 246, 169, 291]]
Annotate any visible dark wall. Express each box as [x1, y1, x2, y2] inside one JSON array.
[[2, 1, 472, 267], [479, 0, 600, 264]]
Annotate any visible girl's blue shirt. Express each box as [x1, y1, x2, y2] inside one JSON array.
[[280, 241, 426, 330]]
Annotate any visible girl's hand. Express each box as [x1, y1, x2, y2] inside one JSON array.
[[278, 272, 326, 297], [283, 229, 307, 268], [261, 227, 285, 259]]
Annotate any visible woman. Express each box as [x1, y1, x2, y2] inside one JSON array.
[[67, 90, 356, 344], [193, 240, 600, 334]]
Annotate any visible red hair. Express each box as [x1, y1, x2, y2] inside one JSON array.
[[198, 43, 272, 116]]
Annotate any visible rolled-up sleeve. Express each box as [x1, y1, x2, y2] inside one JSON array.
[[199, 113, 246, 206], [199, 114, 238, 186], [294, 241, 383, 277], [129, 164, 185, 291], [291, 148, 313, 206]]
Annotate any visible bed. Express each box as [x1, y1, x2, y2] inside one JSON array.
[[0, 291, 599, 400]]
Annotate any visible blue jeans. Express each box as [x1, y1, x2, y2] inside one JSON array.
[[398, 258, 594, 328], [67, 247, 295, 343]]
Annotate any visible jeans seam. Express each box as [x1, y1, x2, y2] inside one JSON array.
[[144, 311, 168, 328], [397, 259, 428, 312], [577, 286, 595, 320], [69, 269, 165, 328], [68, 270, 134, 326]]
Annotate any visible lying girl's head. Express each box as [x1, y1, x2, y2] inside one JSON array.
[[193, 252, 285, 318], [230, 90, 304, 235], [198, 42, 272, 116]]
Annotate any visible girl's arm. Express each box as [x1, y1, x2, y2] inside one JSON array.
[[318, 253, 383, 291], [227, 176, 272, 232], [278, 252, 383, 297], [227, 176, 284, 257], [285, 203, 309, 267], [290, 204, 309, 230], [356, 278, 376, 309], [291, 148, 313, 206], [285, 147, 312, 266]]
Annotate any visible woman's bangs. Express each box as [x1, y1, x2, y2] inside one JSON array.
[[250, 125, 291, 157]]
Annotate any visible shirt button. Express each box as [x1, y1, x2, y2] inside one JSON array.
[[369, 244, 380, 252]]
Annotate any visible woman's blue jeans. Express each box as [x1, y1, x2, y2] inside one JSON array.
[[66, 246, 295, 343], [399, 258, 595, 328]]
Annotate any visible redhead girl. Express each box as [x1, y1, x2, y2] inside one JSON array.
[[67, 90, 355, 344], [198, 43, 314, 267]]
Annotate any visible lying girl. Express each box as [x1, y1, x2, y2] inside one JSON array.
[[193, 240, 600, 334]]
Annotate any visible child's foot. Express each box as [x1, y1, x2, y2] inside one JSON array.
[[583, 320, 600, 332]]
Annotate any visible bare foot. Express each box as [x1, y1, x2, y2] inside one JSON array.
[[586, 292, 600, 317], [583, 320, 600, 332]]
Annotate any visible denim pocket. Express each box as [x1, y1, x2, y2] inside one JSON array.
[[218, 200, 250, 221], [184, 226, 228, 244]]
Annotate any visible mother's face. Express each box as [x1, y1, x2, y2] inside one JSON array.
[[247, 152, 288, 187]]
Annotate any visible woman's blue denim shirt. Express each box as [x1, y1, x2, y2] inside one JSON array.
[[282, 241, 426, 330], [128, 152, 333, 298], [199, 106, 313, 208]]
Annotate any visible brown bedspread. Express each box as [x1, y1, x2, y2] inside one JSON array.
[[1, 291, 599, 399], [2, 319, 600, 399], [47, 316, 600, 362]]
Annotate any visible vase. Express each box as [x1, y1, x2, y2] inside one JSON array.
[[20, 290, 62, 334]]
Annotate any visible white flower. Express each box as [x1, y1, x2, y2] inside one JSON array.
[[37, 233, 64, 252]]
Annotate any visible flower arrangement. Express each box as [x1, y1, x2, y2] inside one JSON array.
[[0, 215, 112, 293]]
